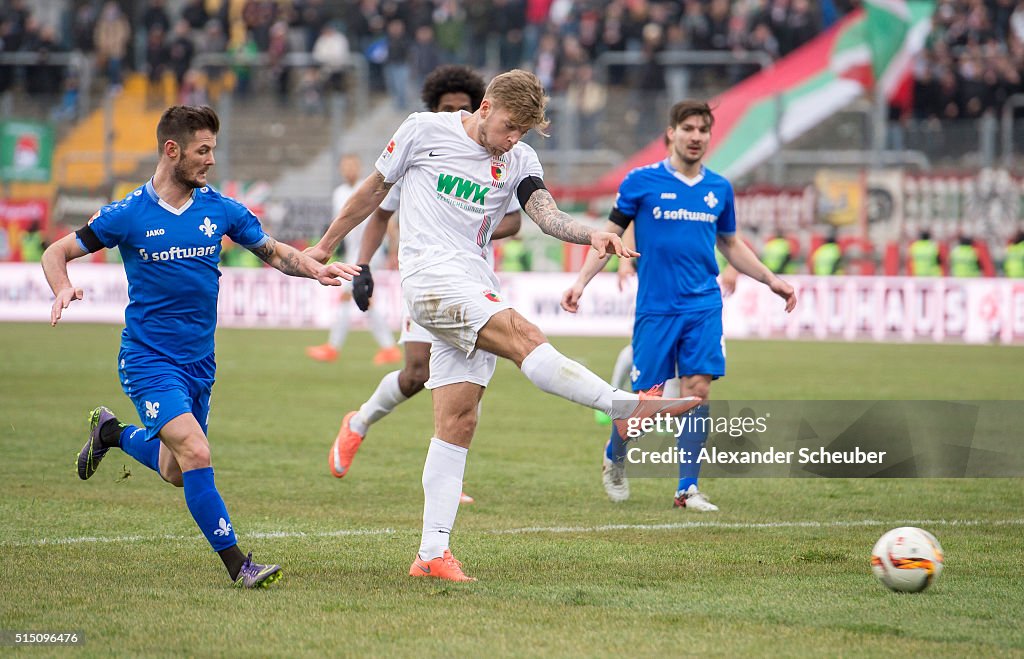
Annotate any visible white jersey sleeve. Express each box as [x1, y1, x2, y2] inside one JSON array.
[[380, 180, 402, 213], [375, 113, 422, 185]]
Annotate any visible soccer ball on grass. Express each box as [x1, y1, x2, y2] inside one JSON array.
[[871, 526, 944, 593]]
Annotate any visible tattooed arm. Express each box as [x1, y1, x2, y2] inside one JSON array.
[[524, 189, 595, 245], [307, 170, 394, 264], [250, 236, 361, 285], [524, 188, 638, 262]]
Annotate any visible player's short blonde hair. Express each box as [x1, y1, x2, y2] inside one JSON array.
[[484, 69, 551, 137]]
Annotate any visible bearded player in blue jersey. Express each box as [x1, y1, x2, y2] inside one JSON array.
[[562, 100, 796, 510], [41, 105, 359, 588]]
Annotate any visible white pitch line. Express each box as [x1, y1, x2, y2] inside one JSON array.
[[6, 518, 1024, 548]]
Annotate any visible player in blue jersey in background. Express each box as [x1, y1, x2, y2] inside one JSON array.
[[562, 100, 796, 510], [41, 105, 358, 588]]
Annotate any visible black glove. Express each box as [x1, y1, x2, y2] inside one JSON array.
[[352, 264, 374, 311]]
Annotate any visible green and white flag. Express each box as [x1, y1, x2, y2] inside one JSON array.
[[580, 1, 935, 196]]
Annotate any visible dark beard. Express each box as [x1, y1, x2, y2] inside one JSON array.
[[172, 160, 202, 189]]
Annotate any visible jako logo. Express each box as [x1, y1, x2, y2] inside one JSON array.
[[145, 228, 165, 237], [437, 174, 489, 204]]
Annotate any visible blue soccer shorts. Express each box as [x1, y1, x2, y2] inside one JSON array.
[[117, 346, 216, 441], [631, 307, 725, 391]]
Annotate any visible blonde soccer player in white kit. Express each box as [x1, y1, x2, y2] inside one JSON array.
[[308, 70, 700, 582]]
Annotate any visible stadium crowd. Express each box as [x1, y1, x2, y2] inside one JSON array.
[[4, 1, 1024, 121]]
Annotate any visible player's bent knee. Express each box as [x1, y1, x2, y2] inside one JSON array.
[[407, 363, 429, 390], [508, 313, 547, 359]]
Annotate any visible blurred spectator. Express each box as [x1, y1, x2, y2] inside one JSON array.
[[0, 20, 15, 95], [145, 25, 169, 85], [432, 1, 467, 62], [383, 18, 410, 110], [909, 230, 941, 277], [950, 235, 981, 277], [24, 24, 65, 98], [410, 24, 442, 94], [312, 22, 351, 93], [533, 31, 561, 91], [182, 0, 209, 31], [228, 26, 260, 97], [178, 68, 208, 105], [51, 71, 80, 122], [493, 0, 527, 70], [267, 19, 291, 106], [71, 3, 97, 53], [142, 0, 171, 35], [565, 62, 607, 147], [196, 19, 228, 93], [763, 235, 794, 274], [295, 0, 331, 52], [1005, 230, 1024, 278], [812, 233, 843, 275], [94, 1, 130, 89], [166, 19, 195, 86], [296, 67, 323, 114]]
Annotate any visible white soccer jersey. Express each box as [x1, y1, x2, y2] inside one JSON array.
[[378, 176, 522, 271], [374, 111, 541, 277]]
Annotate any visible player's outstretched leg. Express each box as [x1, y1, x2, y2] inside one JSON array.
[[78, 406, 117, 480], [602, 426, 630, 502], [79, 406, 158, 479]]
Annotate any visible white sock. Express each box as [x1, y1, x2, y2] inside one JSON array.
[[520, 343, 636, 417], [611, 344, 634, 390], [352, 370, 408, 436], [328, 303, 351, 349], [367, 303, 396, 349], [418, 437, 467, 561]]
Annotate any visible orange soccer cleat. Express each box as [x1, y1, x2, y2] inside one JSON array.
[[373, 346, 402, 365], [612, 384, 703, 442], [328, 411, 364, 478], [459, 491, 475, 504], [408, 549, 476, 582], [306, 343, 339, 362]]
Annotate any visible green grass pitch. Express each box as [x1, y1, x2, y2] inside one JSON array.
[[1, 322, 1022, 656]]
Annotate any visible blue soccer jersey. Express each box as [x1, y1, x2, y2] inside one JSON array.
[[611, 160, 736, 314], [79, 180, 268, 362]]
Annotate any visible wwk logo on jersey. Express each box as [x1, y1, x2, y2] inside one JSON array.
[[436, 173, 489, 206], [199, 217, 217, 237]]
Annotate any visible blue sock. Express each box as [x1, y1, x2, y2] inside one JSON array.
[[605, 425, 627, 463], [118, 425, 160, 472], [677, 404, 710, 493], [182, 467, 237, 552]]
